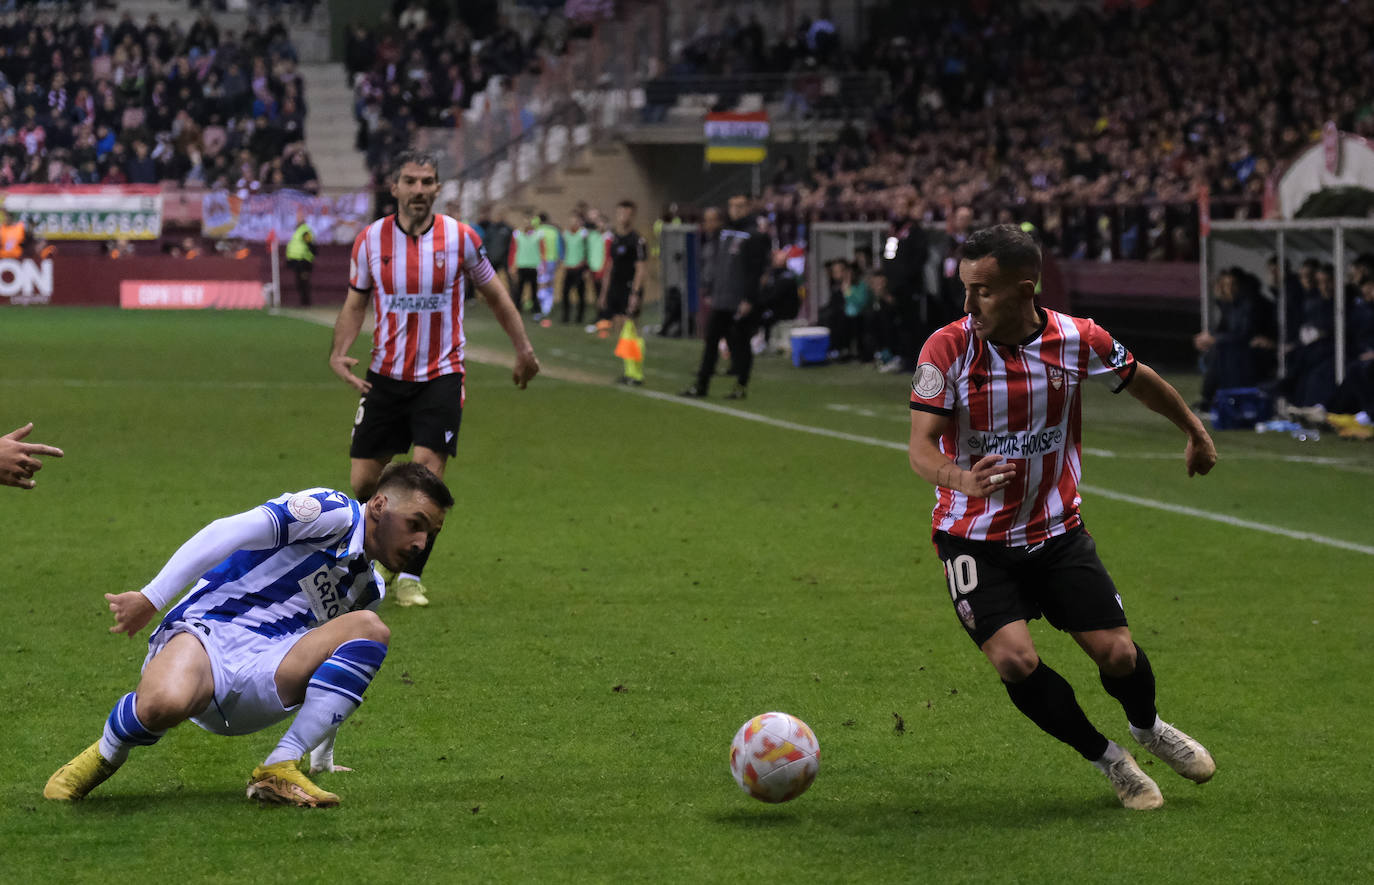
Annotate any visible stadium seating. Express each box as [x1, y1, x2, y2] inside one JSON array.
[[0, 3, 317, 191]]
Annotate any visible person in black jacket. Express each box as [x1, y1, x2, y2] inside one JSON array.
[[881, 196, 931, 373], [1193, 267, 1277, 410], [680, 194, 770, 400]]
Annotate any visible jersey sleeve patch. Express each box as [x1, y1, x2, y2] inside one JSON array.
[[1107, 338, 1130, 369], [912, 362, 946, 399], [286, 493, 323, 523]]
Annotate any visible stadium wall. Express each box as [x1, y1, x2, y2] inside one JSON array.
[[1, 255, 268, 308]]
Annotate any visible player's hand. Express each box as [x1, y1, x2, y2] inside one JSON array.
[[106, 591, 157, 637], [513, 348, 541, 389], [965, 454, 1017, 498], [735, 302, 752, 320], [628, 294, 641, 316], [330, 354, 372, 394], [0, 423, 64, 489], [1185, 432, 1217, 477]]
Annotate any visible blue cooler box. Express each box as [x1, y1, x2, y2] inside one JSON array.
[[1212, 387, 1272, 430], [790, 326, 830, 367]]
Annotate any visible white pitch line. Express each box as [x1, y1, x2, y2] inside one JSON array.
[[1079, 485, 1374, 557], [273, 310, 1374, 557], [626, 388, 1374, 558]]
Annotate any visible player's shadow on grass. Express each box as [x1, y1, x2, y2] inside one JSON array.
[[60, 790, 254, 814]]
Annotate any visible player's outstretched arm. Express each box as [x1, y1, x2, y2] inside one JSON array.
[[329, 287, 373, 394], [1125, 361, 1217, 477], [112, 508, 282, 637], [476, 275, 541, 389], [909, 410, 1016, 497], [1, 423, 64, 489]]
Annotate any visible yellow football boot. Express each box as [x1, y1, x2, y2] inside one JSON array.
[[44, 742, 120, 800], [392, 576, 430, 607], [246, 761, 340, 807]]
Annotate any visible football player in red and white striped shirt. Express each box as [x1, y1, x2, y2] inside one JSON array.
[[908, 224, 1218, 810], [329, 150, 539, 607]]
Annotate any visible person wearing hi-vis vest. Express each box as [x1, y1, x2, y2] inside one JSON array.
[[1, 208, 30, 259], [583, 209, 612, 332], [285, 211, 316, 307], [508, 217, 545, 317], [535, 212, 561, 322], [560, 210, 589, 325]]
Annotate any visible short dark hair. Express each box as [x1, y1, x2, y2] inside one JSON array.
[[961, 224, 1041, 284], [375, 462, 454, 510], [390, 149, 440, 182], [617, 199, 636, 210]]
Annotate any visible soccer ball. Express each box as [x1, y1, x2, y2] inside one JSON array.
[[729, 712, 821, 803]]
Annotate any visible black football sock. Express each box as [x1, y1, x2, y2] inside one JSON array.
[[1099, 643, 1158, 731], [1004, 660, 1110, 761]]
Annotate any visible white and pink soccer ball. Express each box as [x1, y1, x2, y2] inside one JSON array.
[[729, 712, 821, 803]]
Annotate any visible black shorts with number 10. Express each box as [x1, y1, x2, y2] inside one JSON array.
[[934, 525, 1126, 647], [350, 370, 464, 459]]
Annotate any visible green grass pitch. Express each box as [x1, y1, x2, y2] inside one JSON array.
[[2, 306, 1371, 883]]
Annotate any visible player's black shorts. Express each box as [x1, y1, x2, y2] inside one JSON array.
[[350, 371, 464, 459], [933, 525, 1126, 647], [604, 284, 633, 318]]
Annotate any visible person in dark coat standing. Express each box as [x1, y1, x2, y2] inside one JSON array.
[[680, 194, 770, 400]]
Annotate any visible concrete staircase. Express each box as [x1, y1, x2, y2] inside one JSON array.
[[502, 141, 667, 230], [299, 63, 368, 191]]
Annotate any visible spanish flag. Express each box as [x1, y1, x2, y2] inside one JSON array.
[[614, 319, 645, 382]]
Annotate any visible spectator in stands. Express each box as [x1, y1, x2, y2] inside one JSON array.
[[1324, 260, 1374, 439], [125, 139, 157, 183], [1279, 261, 1339, 415], [282, 148, 319, 193], [1192, 267, 1277, 412]]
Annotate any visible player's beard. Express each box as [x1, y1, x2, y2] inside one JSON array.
[[402, 195, 434, 229]]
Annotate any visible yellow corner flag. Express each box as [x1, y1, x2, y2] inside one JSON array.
[[614, 319, 645, 381]]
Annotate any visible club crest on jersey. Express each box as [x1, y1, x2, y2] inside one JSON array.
[[1048, 365, 1063, 390], [1108, 339, 1129, 368], [913, 362, 945, 399], [434, 251, 445, 268]]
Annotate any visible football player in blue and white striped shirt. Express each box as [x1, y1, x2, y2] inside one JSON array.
[[44, 462, 452, 807]]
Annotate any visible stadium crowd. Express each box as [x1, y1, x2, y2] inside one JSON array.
[[660, 0, 1374, 261], [345, 1, 559, 188], [0, 4, 318, 193]]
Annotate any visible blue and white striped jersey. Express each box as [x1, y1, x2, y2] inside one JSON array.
[[150, 488, 383, 642]]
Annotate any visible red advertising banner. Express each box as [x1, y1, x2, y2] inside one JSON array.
[[119, 280, 265, 309]]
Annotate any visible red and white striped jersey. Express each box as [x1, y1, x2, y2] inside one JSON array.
[[909, 309, 1136, 545], [349, 213, 495, 382]]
